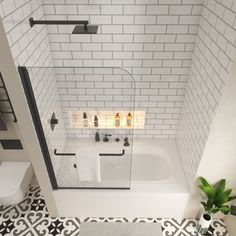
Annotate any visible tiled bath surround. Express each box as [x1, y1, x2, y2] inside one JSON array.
[[0, 0, 66, 173], [1, 0, 236, 190], [43, 0, 203, 138], [177, 0, 236, 187]]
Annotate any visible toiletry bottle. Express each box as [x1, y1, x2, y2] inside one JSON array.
[[114, 113, 120, 127], [94, 115, 98, 127], [83, 112, 88, 127], [95, 131, 100, 142], [126, 112, 132, 127]]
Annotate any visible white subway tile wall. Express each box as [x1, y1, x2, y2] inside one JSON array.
[[55, 68, 136, 138], [176, 0, 236, 188], [0, 0, 66, 174], [43, 0, 203, 139], [1, 0, 236, 189]]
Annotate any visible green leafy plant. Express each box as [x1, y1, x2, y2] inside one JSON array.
[[198, 177, 236, 216]]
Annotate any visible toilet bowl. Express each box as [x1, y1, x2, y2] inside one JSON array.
[[0, 162, 33, 206]]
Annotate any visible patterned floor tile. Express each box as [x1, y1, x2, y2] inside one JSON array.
[[0, 186, 229, 236]]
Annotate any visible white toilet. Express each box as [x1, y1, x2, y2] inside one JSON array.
[[0, 162, 33, 206]]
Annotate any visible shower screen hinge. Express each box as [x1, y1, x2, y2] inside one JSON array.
[[50, 113, 58, 131]]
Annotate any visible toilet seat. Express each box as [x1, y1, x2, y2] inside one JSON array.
[[0, 162, 33, 206]]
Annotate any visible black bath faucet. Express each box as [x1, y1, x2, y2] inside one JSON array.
[[103, 134, 112, 142], [124, 137, 130, 147]]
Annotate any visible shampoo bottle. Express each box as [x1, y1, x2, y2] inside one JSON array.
[[94, 115, 98, 127], [83, 112, 88, 127], [114, 113, 120, 127], [126, 112, 132, 127]]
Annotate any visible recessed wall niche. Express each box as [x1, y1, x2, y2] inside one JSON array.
[[69, 110, 145, 129]]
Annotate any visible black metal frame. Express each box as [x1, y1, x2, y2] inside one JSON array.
[[0, 72, 17, 122], [99, 149, 125, 156], [0, 139, 23, 149], [58, 186, 130, 190], [17, 66, 133, 190], [50, 113, 58, 131], [54, 149, 75, 156], [18, 66, 58, 190]]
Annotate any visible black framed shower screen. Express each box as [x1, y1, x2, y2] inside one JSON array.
[[18, 66, 136, 190]]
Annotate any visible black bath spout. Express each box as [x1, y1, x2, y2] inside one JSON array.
[[103, 134, 112, 142]]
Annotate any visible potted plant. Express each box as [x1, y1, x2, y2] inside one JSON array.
[[197, 177, 236, 235]]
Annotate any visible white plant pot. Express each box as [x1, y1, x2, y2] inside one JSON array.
[[196, 213, 212, 235]]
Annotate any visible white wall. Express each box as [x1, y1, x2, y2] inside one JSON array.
[[0, 18, 58, 216], [0, 0, 66, 174], [43, 0, 203, 139], [184, 58, 236, 234], [177, 0, 236, 188], [55, 67, 135, 138], [0, 117, 28, 161]]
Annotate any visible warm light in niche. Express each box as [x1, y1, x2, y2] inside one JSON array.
[[68, 110, 145, 129]]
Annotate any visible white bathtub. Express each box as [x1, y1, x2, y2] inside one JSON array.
[[55, 139, 190, 217], [59, 138, 188, 192], [131, 139, 188, 192]]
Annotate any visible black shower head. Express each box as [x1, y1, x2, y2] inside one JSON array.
[[72, 25, 99, 34]]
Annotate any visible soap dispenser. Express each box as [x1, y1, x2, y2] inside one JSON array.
[[114, 113, 120, 127], [83, 112, 88, 127], [95, 131, 100, 142], [126, 112, 132, 127]]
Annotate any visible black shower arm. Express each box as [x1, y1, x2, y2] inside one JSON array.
[[29, 17, 89, 28]]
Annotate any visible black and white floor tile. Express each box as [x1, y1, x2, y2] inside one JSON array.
[[0, 186, 229, 236]]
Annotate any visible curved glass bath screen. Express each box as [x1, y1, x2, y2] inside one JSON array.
[[22, 67, 136, 189]]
